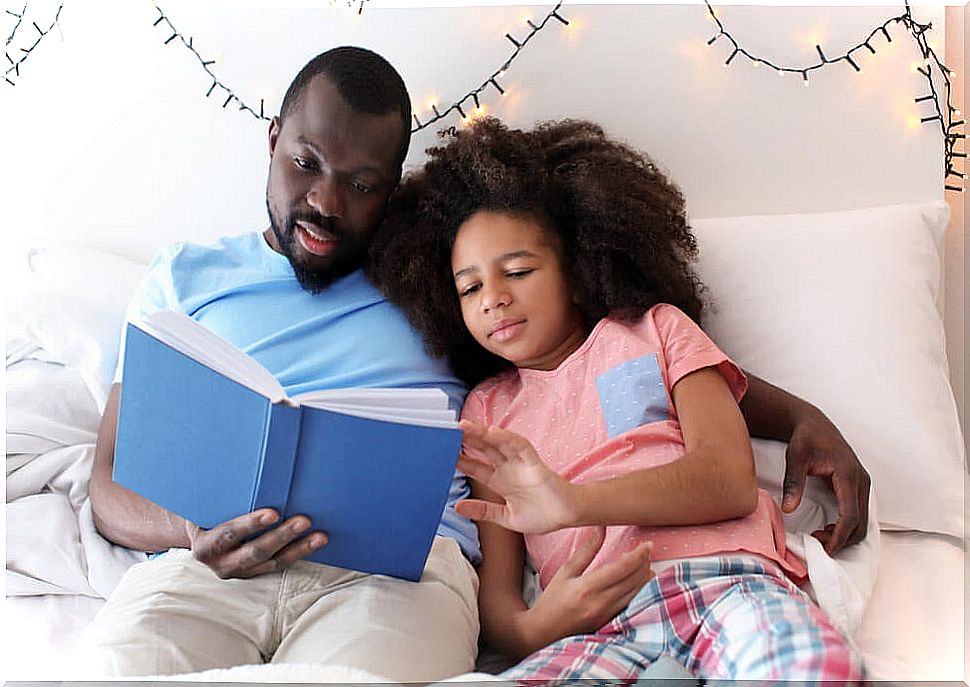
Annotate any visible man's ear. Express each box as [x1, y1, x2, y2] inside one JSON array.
[[268, 116, 281, 156]]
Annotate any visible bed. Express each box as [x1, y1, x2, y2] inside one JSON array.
[[5, 2, 966, 683]]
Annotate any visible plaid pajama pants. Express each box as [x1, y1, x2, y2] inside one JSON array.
[[500, 555, 866, 684]]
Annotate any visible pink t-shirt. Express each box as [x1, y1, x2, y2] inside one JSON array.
[[461, 303, 807, 589]]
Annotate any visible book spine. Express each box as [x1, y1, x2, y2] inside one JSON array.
[[251, 403, 302, 516]]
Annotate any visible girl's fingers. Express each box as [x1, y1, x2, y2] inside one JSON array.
[[460, 420, 535, 466], [558, 526, 607, 578], [583, 540, 653, 591], [460, 424, 512, 467], [456, 453, 494, 483], [454, 498, 509, 526]]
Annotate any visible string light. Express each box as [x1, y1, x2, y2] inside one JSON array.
[[705, 0, 963, 192], [327, 0, 369, 14], [410, 1, 567, 132], [6, 2, 26, 46], [150, 1, 566, 133], [143, 2, 958, 189], [151, 3, 268, 120], [4, 2, 61, 86]]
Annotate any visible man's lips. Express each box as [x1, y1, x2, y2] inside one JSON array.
[[295, 221, 338, 257], [487, 319, 526, 343]]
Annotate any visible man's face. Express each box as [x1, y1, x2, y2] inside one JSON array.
[[265, 74, 403, 292]]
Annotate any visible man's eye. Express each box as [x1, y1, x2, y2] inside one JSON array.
[[293, 157, 316, 171], [352, 181, 373, 194]]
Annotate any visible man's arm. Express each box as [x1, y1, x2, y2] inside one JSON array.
[[738, 373, 871, 555], [91, 383, 328, 577], [90, 384, 190, 551]]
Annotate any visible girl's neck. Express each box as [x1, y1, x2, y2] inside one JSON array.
[[516, 316, 590, 372]]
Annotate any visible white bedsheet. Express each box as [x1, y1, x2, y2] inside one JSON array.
[[856, 530, 967, 681]]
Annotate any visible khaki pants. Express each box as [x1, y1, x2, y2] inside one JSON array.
[[74, 536, 479, 680]]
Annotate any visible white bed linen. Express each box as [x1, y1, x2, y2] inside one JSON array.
[[855, 530, 967, 681], [4, 532, 963, 682]]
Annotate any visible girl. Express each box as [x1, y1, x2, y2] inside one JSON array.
[[369, 118, 865, 682]]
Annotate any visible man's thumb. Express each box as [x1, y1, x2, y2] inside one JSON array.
[[782, 452, 808, 513]]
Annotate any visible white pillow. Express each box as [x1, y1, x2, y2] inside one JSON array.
[[692, 201, 964, 538], [8, 247, 148, 412]]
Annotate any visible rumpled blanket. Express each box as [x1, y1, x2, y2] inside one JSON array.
[[6, 338, 146, 600]]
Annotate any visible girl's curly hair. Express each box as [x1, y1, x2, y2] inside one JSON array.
[[368, 117, 706, 387]]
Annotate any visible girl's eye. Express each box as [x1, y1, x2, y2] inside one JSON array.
[[507, 269, 534, 279], [458, 283, 481, 297], [352, 181, 373, 194]]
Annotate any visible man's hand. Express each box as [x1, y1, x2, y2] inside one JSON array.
[[525, 527, 654, 644], [455, 420, 579, 534], [781, 411, 871, 556], [185, 509, 328, 579]]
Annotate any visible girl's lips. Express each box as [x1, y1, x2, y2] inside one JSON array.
[[488, 319, 526, 343], [296, 222, 337, 257]]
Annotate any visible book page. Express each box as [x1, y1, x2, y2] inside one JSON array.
[[296, 387, 457, 428], [300, 401, 457, 427], [136, 310, 285, 402], [292, 387, 451, 410]]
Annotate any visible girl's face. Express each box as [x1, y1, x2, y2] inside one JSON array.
[[451, 210, 588, 371]]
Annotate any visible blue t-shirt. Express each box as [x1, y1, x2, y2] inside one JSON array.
[[117, 231, 481, 564]]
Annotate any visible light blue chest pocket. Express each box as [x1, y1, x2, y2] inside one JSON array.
[[595, 353, 668, 439]]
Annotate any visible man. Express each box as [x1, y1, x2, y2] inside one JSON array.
[[80, 46, 870, 679]]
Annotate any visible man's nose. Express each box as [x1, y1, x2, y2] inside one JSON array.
[[306, 176, 343, 218]]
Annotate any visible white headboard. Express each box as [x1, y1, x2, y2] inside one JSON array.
[[5, 1, 963, 422]]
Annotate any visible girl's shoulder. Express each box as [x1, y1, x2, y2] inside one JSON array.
[[462, 368, 522, 423], [468, 367, 521, 398], [602, 303, 693, 338]]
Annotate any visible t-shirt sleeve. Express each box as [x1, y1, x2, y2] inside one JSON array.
[[646, 303, 747, 403], [112, 245, 183, 384], [459, 386, 488, 424]]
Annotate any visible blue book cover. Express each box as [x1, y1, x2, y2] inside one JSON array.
[[113, 314, 462, 582]]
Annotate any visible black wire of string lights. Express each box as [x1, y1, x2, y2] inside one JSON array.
[[328, 0, 368, 15], [411, 2, 569, 133], [705, 1, 964, 193], [6, 2, 26, 45], [151, 2, 270, 120], [150, 2, 568, 132], [4, 2, 62, 86]]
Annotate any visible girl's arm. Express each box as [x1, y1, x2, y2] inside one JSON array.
[[473, 480, 532, 656], [473, 478, 653, 660], [457, 366, 758, 533], [575, 366, 758, 527]]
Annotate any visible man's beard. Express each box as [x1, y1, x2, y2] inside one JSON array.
[[267, 199, 367, 294]]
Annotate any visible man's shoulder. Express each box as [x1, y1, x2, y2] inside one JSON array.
[[161, 231, 264, 266]]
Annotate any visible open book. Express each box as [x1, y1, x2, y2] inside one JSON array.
[[113, 310, 462, 581]]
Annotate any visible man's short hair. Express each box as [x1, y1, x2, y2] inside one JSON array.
[[280, 46, 412, 170]]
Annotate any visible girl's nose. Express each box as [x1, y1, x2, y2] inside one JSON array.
[[481, 285, 511, 312]]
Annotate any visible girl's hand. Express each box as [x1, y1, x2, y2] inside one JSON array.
[[523, 527, 655, 646], [456, 420, 579, 534]]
